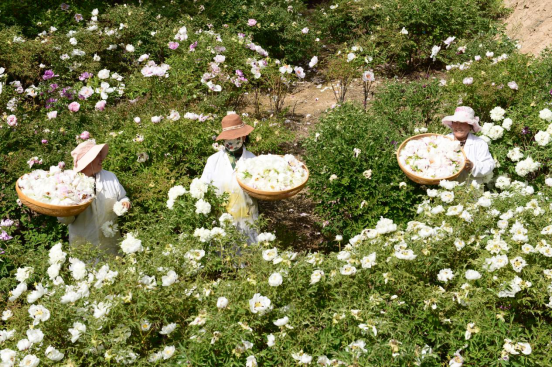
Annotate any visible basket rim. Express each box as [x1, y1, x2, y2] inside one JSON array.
[[236, 155, 310, 196], [396, 133, 467, 182], [16, 176, 94, 210]]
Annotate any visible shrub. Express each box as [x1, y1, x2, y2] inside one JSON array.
[[303, 104, 425, 240], [0, 179, 550, 365]]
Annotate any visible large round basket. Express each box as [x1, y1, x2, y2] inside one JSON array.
[[236, 158, 309, 201], [16, 178, 94, 217], [396, 133, 466, 185]]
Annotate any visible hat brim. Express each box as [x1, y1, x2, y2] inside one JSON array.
[[442, 117, 481, 133], [74, 144, 109, 172], [216, 125, 254, 141]]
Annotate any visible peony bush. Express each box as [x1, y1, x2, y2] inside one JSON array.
[[1, 178, 551, 365]]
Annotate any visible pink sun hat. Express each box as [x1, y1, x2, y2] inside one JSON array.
[[442, 106, 481, 133], [71, 140, 109, 172]]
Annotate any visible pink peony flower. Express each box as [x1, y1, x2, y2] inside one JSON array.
[[95, 100, 106, 111], [41, 139, 48, 144], [168, 42, 179, 50], [247, 19, 257, 27], [7, 115, 17, 126], [68, 102, 80, 112], [80, 131, 90, 140]]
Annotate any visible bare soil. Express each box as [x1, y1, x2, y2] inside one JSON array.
[[504, 0, 552, 55]]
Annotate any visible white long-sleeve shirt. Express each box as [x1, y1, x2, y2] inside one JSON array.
[[58, 170, 127, 254], [448, 133, 495, 184], [201, 148, 258, 242]]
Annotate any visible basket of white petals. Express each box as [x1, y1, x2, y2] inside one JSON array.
[[236, 154, 309, 201], [16, 166, 95, 217], [397, 133, 466, 185]]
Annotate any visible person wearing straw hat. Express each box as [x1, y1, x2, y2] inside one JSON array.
[[442, 106, 495, 184], [57, 140, 130, 254], [201, 113, 258, 243]]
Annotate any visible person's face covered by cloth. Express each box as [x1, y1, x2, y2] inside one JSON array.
[[223, 137, 245, 153], [81, 155, 104, 177]]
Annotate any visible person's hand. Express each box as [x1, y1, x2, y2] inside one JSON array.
[[464, 159, 473, 172], [122, 201, 131, 210]]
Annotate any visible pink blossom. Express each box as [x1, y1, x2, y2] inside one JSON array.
[[301, 27, 309, 34], [47, 111, 58, 119], [68, 102, 80, 112], [247, 19, 257, 27], [362, 70, 375, 82], [80, 131, 90, 140], [7, 115, 17, 126], [95, 100, 106, 111], [463, 77, 474, 85], [41, 139, 48, 144], [168, 42, 179, 50], [189, 41, 198, 52], [58, 161, 66, 169], [508, 81, 518, 90]]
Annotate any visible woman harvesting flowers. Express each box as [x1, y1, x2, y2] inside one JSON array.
[[57, 141, 130, 254], [442, 106, 495, 184], [201, 114, 258, 242]]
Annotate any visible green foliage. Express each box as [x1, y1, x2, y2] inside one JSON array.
[[304, 104, 425, 240], [314, 0, 509, 72]]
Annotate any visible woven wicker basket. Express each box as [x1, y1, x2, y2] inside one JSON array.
[[396, 133, 466, 185], [236, 158, 309, 201], [16, 178, 94, 217]]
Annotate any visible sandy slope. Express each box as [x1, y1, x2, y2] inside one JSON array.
[[504, 0, 552, 55]]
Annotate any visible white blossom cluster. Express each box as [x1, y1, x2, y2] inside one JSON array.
[[398, 135, 464, 179], [18, 166, 95, 205], [236, 154, 308, 192]]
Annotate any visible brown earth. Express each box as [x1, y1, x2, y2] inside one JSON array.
[[504, 0, 552, 55]]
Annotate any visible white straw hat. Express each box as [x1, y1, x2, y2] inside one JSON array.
[[442, 106, 481, 133]]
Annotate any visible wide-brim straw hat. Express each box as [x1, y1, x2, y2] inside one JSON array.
[[71, 140, 109, 172], [216, 114, 254, 141], [442, 106, 481, 133]]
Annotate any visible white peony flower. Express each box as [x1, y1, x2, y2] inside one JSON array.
[[68, 322, 86, 343], [45, 345, 64, 361], [161, 270, 178, 286], [160, 323, 177, 335], [98, 69, 110, 79], [268, 273, 283, 287], [310, 270, 324, 284], [113, 198, 130, 216], [101, 220, 118, 238], [489, 107, 506, 121], [249, 293, 272, 314], [507, 147, 524, 162], [437, 268, 455, 282], [120, 233, 143, 254], [465, 270, 481, 280], [539, 108, 552, 122], [217, 297, 229, 309], [534, 131, 551, 146]]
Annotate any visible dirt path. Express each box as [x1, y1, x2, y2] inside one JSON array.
[[504, 0, 552, 55]]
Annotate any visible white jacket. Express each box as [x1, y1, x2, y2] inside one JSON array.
[[448, 133, 495, 184], [201, 148, 258, 242], [58, 170, 127, 254]]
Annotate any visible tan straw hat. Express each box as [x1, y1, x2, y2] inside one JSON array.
[[216, 114, 254, 141], [71, 140, 109, 172]]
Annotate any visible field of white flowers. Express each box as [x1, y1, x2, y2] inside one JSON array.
[[0, 1, 551, 366]]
